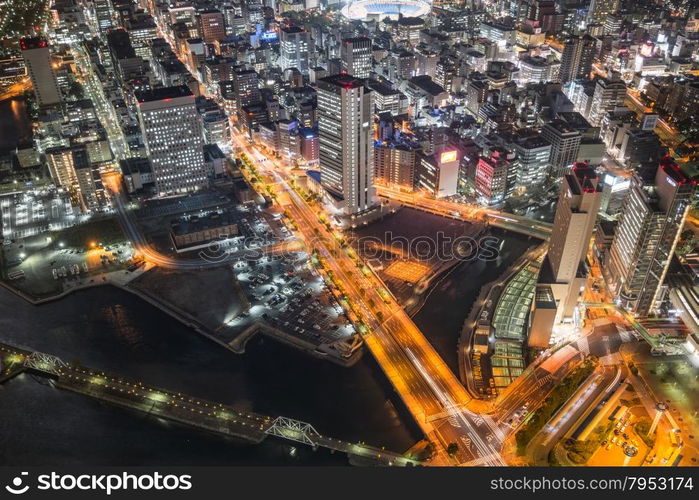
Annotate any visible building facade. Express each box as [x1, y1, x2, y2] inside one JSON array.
[[136, 86, 208, 196], [607, 159, 695, 316], [317, 75, 375, 215], [20, 37, 62, 107]]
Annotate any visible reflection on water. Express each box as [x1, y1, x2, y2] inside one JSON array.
[[0, 228, 535, 465], [413, 230, 537, 372], [0, 97, 32, 152], [0, 285, 420, 465]]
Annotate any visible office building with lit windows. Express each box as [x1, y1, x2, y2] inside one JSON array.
[[135, 86, 208, 196], [607, 159, 695, 316], [199, 9, 226, 44], [280, 26, 312, 74], [541, 119, 582, 178], [587, 73, 627, 127], [317, 74, 375, 215], [20, 37, 62, 107], [341, 37, 373, 79], [474, 148, 516, 205]]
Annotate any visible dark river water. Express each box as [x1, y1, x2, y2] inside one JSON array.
[[0, 229, 535, 466], [414, 229, 538, 373], [0, 286, 419, 465], [0, 97, 32, 153]]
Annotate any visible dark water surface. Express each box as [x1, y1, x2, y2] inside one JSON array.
[[0, 230, 536, 465]]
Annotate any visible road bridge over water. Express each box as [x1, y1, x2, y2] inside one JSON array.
[[375, 185, 552, 240], [0, 342, 419, 466]]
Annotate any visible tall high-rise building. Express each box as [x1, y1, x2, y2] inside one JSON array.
[[587, 0, 620, 25], [340, 37, 372, 79], [547, 166, 602, 292], [72, 147, 108, 212], [417, 150, 460, 198], [559, 34, 597, 84], [508, 132, 551, 190], [232, 68, 261, 118], [529, 165, 602, 347], [135, 86, 208, 196], [279, 26, 312, 74], [541, 119, 582, 178], [317, 74, 375, 215], [607, 158, 695, 316], [199, 9, 226, 44], [434, 58, 455, 92], [93, 0, 114, 33], [374, 142, 418, 189], [45, 145, 108, 212], [20, 37, 62, 107], [474, 148, 516, 205], [587, 73, 626, 126]]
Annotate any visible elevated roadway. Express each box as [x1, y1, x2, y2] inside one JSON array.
[[375, 185, 552, 240], [235, 135, 507, 466]]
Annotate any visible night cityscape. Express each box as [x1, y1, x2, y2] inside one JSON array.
[[1, 0, 699, 483]]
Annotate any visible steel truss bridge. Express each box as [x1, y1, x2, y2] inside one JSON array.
[[1, 342, 418, 466]]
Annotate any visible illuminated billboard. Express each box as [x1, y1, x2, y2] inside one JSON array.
[[440, 151, 457, 164]]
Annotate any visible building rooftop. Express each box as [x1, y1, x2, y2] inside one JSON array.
[[408, 75, 445, 96], [558, 111, 593, 131], [319, 74, 365, 89], [367, 79, 401, 96], [20, 36, 49, 50], [203, 144, 225, 160], [563, 164, 598, 195], [660, 155, 694, 186], [281, 26, 306, 34], [343, 36, 371, 44], [171, 211, 238, 237], [543, 119, 580, 136], [135, 85, 193, 103], [397, 16, 425, 27], [119, 157, 152, 175]]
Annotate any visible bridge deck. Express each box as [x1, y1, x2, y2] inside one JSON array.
[[0, 342, 418, 466]]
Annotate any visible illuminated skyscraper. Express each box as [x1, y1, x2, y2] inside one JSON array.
[[559, 34, 598, 84], [317, 74, 375, 215], [280, 26, 312, 74], [93, 0, 115, 33], [136, 86, 208, 196], [587, 0, 620, 25], [529, 165, 602, 347], [20, 37, 62, 107], [199, 9, 226, 44], [587, 73, 626, 127], [607, 159, 695, 316], [341, 37, 373, 79]]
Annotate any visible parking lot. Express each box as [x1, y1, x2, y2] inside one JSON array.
[[2, 233, 137, 297], [228, 252, 357, 350]]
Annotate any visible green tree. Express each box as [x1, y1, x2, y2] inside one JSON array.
[[68, 80, 85, 100]]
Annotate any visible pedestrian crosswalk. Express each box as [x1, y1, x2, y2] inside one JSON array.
[[536, 373, 553, 388]]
